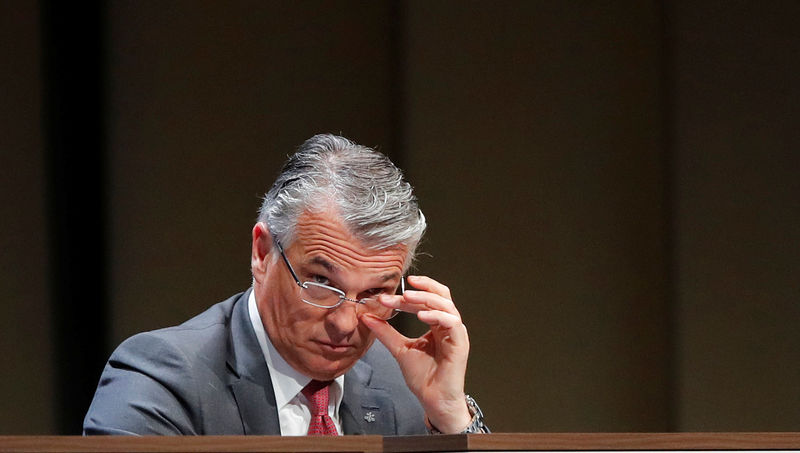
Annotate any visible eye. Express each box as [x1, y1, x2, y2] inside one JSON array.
[[364, 288, 390, 298], [310, 274, 331, 286]]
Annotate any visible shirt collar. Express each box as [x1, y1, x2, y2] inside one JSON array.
[[247, 289, 344, 411]]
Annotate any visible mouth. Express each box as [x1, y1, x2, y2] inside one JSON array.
[[314, 340, 355, 354]]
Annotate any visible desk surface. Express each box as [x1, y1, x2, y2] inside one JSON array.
[[2, 433, 800, 453]]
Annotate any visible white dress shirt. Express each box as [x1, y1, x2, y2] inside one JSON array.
[[248, 290, 344, 435]]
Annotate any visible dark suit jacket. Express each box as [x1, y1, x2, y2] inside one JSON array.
[[83, 289, 428, 435]]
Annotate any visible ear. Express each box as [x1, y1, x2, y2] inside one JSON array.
[[251, 222, 273, 282]]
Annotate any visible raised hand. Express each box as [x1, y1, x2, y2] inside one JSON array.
[[360, 275, 472, 434]]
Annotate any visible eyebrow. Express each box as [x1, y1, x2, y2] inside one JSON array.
[[309, 256, 336, 274], [307, 256, 401, 284]]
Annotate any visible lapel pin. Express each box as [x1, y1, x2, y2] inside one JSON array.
[[364, 411, 376, 423]]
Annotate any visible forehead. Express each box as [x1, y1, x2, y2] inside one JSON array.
[[291, 210, 407, 274]]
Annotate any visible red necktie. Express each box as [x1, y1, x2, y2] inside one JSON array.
[[302, 380, 339, 436]]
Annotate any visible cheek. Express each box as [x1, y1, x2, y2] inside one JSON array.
[[275, 302, 323, 334], [269, 276, 315, 321], [352, 325, 377, 358], [357, 322, 373, 341], [261, 284, 322, 340], [349, 321, 376, 352]]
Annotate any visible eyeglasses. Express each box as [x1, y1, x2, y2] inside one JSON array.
[[273, 238, 402, 320]]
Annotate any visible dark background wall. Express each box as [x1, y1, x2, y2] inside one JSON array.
[[2, 0, 798, 434]]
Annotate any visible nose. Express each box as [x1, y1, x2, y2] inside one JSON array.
[[324, 299, 360, 337]]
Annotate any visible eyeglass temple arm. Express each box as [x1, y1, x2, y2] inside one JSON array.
[[272, 235, 304, 287]]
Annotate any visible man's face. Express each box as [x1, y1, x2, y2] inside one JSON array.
[[252, 210, 407, 380]]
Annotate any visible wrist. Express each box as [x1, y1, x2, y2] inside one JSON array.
[[428, 394, 490, 434], [426, 407, 472, 434]]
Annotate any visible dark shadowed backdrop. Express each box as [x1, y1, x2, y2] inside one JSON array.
[[2, 0, 799, 434]]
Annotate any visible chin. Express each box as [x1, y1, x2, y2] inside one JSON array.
[[305, 356, 358, 380]]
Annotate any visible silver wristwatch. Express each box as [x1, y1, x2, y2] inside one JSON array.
[[430, 394, 491, 434]]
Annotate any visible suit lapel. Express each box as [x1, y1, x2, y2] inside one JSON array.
[[341, 358, 397, 435], [226, 289, 281, 435], [229, 377, 280, 435]]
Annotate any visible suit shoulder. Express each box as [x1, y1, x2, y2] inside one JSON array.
[[85, 292, 248, 435], [114, 292, 242, 362]]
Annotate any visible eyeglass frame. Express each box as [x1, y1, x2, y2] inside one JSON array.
[[272, 236, 403, 319]]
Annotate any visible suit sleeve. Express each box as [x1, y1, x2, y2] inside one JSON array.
[[83, 332, 201, 435]]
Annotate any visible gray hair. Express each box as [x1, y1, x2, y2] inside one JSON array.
[[258, 134, 426, 267]]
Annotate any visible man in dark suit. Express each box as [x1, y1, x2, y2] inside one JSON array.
[[84, 134, 488, 435]]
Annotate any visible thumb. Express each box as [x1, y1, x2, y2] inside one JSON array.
[[360, 313, 408, 358]]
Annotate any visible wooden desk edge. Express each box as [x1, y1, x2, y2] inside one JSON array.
[[3, 433, 800, 453], [384, 433, 800, 452], [0, 435, 383, 453]]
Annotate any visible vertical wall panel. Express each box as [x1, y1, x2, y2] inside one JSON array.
[[670, 1, 800, 430], [0, 0, 54, 434], [402, 1, 669, 431]]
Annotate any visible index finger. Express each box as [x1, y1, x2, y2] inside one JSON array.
[[359, 313, 410, 358], [406, 275, 452, 300]]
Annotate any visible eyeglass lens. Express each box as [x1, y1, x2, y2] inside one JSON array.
[[300, 283, 398, 320]]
